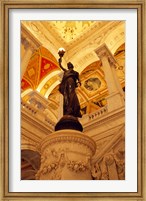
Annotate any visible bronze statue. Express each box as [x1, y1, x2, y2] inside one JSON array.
[[58, 57, 82, 118]]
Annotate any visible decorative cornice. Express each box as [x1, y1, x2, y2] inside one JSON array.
[[95, 43, 117, 67], [40, 130, 96, 156], [28, 90, 50, 108], [21, 109, 54, 135], [22, 127, 42, 142], [21, 24, 41, 51]]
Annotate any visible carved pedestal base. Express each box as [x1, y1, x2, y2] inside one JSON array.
[[36, 130, 96, 180]]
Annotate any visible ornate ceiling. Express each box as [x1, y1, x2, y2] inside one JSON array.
[[41, 21, 106, 43], [21, 21, 125, 122]]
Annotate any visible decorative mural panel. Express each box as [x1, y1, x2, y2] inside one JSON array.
[[21, 78, 32, 90], [21, 46, 59, 91], [84, 77, 101, 91], [40, 57, 58, 81], [40, 46, 58, 65], [22, 52, 40, 89]]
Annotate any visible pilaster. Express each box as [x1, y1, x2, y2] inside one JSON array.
[[95, 44, 124, 112], [21, 25, 41, 79]]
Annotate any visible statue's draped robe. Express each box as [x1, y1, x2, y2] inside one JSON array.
[[59, 69, 82, 117]]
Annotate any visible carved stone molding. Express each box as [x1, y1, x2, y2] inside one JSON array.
[[91, 147, 125, 180], [36, 130, 96, 180], [114, 148, 125, 180], [21, 36, 30, 50], [21, 35, 39, 52], [95, 43, 117, 67], [91, 162, 102, 180], [104, 154, 115, 166], [21, 24, 41, 51], [40, 130, 96, 156]]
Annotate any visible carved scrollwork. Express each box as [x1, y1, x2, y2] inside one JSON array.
[[104, 154, 114, 166], [101, 158, 109, 180], [93, 148, 125, 180], [91, 162, 101, 180], [114, 149, 125, 180]]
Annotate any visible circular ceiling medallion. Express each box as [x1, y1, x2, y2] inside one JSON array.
[[84, 77, 101, 91]]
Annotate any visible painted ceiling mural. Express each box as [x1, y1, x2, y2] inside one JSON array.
[[21, 20, 125, 122], [21, 46, 59, 91]]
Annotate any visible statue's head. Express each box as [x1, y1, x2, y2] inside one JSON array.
[[67, 62, 74, 69]]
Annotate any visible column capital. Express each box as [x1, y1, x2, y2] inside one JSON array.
[[95, 43, 117, 67]]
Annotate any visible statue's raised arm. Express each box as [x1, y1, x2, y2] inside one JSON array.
[[58, 57, 67, 72]]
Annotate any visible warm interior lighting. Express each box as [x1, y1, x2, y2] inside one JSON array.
[[58, 47, 66, 57]]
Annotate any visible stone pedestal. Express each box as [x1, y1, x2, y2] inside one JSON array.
[[36, 130, 96, 180], [55, 115, 83, 132]]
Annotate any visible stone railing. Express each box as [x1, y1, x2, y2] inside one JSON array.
[[21, 100, 38, 115], [22, 98, 108, 128], [44, 116, 56, 127], [21, 100, 55, 128], [88, 105, 108, 120], [80, 105, 108, 125]]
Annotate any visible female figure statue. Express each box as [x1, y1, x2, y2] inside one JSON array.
[[58, 58, 82, 118]]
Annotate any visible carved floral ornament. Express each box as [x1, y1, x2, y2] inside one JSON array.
[[35, 146, 92, 180], [104, 154, 115, 166], [35, 131, 97, 180]]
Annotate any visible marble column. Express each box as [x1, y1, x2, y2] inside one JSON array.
[[95, 44, 124, 112]]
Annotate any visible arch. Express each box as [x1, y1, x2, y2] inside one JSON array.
[[37, 70, 61, 92], [21, 149, 41, 169], [44, 80, 60, 98]]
